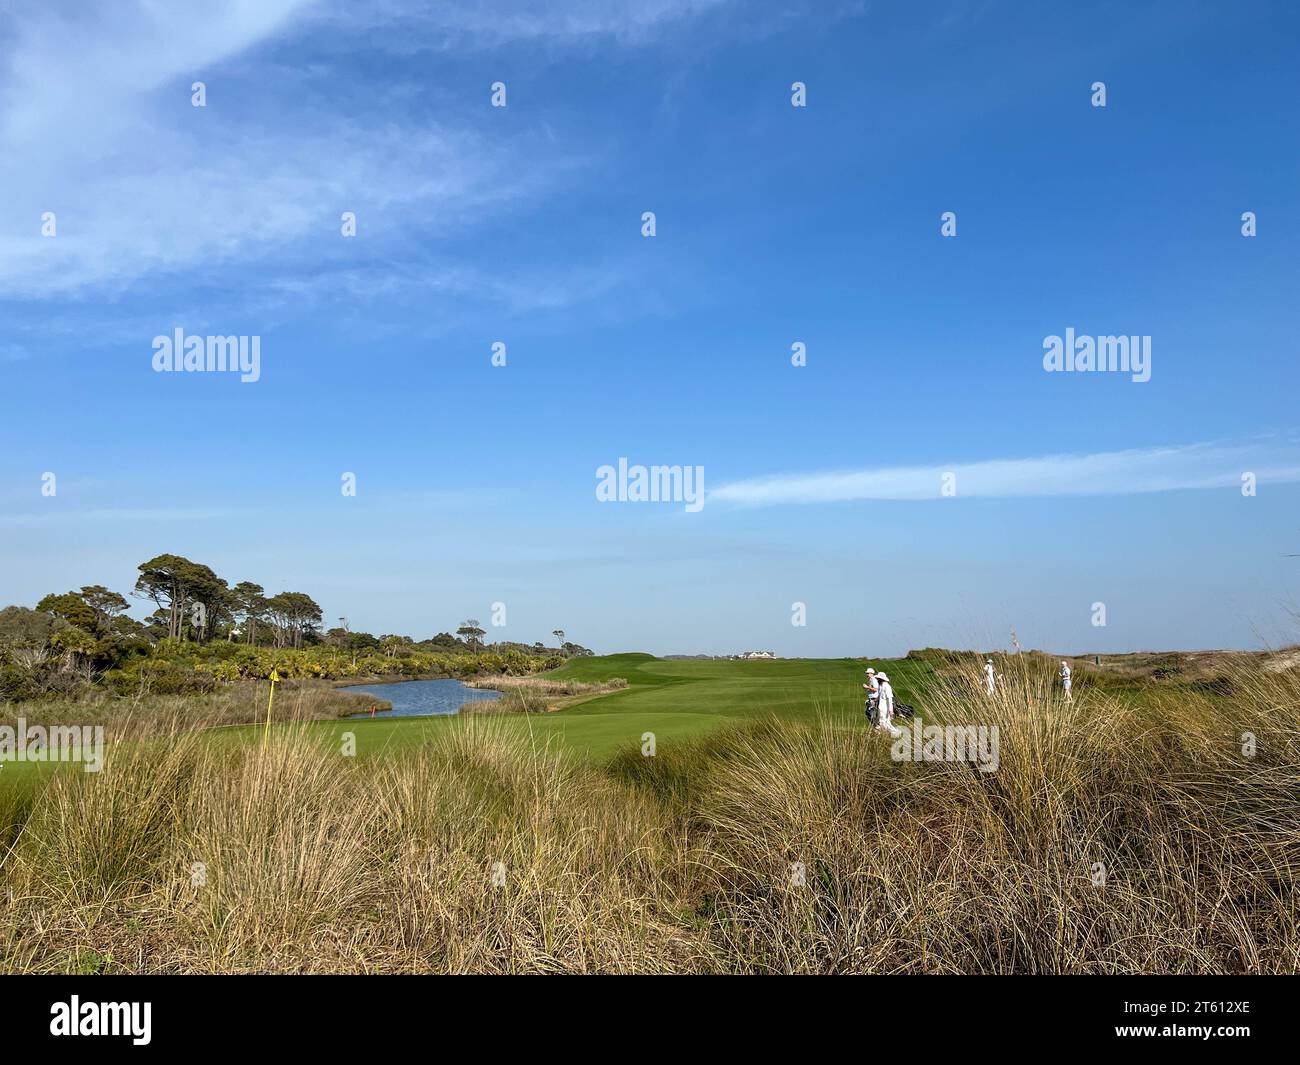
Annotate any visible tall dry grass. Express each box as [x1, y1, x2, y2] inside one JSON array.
[[0, 657, 1295, 973], [461, 676, 629, 714], [1, 681, 379, 738], [0, 716, 707, 973], [673, 654, 1299, 973]]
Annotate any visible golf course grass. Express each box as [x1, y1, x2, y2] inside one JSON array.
[[295, 652, 934, 762]]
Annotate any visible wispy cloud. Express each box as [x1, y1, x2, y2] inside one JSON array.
[[316, 0, 732, 47], [0, 1, 572, 300], [710, 439, 1300, 506], [253, 257, 630, 315]]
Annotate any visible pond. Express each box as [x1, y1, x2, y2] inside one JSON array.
[[336, 677, 501, 717]]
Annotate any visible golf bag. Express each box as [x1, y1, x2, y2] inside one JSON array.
[[865, 693, 880, 725], [868, 699, 914, 726]]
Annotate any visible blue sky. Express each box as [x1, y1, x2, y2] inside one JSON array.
[[2, 0, 1298, 656]]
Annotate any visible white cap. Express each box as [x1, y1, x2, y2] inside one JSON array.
[[866, 667, 875, 674]]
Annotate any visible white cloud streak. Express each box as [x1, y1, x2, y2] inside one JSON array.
[[315, 0, 730, 47], [710, 440, 1300, 506]]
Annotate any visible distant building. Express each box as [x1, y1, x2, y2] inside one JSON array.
[[736, 650, 776, 659]]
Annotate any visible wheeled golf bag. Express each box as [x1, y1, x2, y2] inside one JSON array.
[[865, 694, 879, 725], [894, 700, 916, 720]]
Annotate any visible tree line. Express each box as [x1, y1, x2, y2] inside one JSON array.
[[2, 552, 591, 667], [131, 554, 323, 649]]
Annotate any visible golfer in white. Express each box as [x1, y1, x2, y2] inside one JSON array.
[[875, 671, 902, 739], [983, 659, 996, 695], [1059, 660, 1072, 700], [863, 667, 880, 722]]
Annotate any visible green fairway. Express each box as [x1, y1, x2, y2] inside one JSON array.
[[274, 705, 742, 763], [284, 652, 933, 762], [552, 652, 930, 720]]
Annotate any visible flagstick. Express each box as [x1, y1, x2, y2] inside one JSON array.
[[263, 671, 278, 751]]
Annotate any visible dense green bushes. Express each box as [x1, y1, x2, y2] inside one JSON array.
[[96, 642, 559, 697], [0, 634, 561, 702]]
